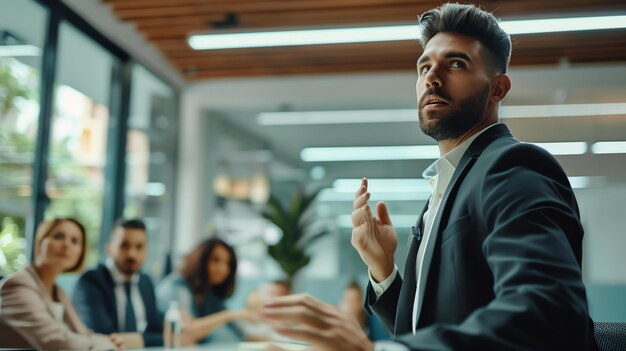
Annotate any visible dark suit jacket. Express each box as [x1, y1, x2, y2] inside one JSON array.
[[72, 263, 164, 346], [366, 124, 597, 350]]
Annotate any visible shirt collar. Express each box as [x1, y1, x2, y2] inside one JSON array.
[[422, 123, 501, 180], [106, 258, 140, 285]]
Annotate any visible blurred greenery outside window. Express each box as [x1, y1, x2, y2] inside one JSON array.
[[0, 57, 39, 275], [43, 21, 116, 268], [1, 1, 178, 277]]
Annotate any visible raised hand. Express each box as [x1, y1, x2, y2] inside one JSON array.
[[351, 178, 398, 282]]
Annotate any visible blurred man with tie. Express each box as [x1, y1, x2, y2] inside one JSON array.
[[73, 219, 164, 347]]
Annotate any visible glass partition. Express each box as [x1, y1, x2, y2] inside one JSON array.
[[0, 0, 47, 275], [124, 64, 177, 278], [45, 21, 118, 267]]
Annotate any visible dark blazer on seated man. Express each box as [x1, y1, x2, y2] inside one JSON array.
[[73, 262, 164, 346]]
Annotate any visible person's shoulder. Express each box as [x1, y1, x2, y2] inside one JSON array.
[[78, 263, 108, 280], [481, 138, 561, 168], [75, 264, 112, 292], [138, 271, 156, 286], [0, 268, 34, 289], [0, 267, 40, 300]]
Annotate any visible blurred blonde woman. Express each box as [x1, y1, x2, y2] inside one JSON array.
[[0, 218, 138, 350]]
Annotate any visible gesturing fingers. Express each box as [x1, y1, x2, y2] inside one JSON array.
[[351, 203, 374, 228], [352, 190, 370, 210], [263, 294, 339, 329]]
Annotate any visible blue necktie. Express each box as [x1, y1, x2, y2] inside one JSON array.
[[123, 282, 137, 332]]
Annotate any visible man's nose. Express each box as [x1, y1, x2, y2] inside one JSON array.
[[424, 66, 442, 88]]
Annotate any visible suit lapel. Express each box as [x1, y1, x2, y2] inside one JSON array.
[[25, 265, 57, 320], [99, 264, 120, 330], [413, 123, 512, 325], [395, 200, 430, 335]]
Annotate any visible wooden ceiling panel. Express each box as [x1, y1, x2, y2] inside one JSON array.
[[101, 0, 626, 81]]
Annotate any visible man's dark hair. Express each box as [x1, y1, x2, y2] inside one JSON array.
[[114, 218, 146, 231], [418, 3, 511, 74]]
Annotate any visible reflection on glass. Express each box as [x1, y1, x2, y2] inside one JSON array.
[[125, 64, 177, 278], [45, 22, 116, 267], [0, 0, 47, 275]]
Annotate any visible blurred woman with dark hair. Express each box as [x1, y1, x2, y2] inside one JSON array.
[[0, 218, 135, 350], [156, 238, 256, 344]]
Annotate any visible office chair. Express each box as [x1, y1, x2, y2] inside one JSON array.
[[595, 322, 626, 351]]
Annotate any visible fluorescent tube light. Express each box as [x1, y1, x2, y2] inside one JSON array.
[[319, 189, 430, 202], [500, 15, 626, 35], [258, 103, 626, 126], [189, 15, 626, 50], [567, 176, 606, 189], [0, 45, 41, 57], [258, 109, 416, 125], [591, 141, 626, 154], [501, 103, 626, 118], [301, 142, 586, 162], [333, 178, 429, 193], [189, 25, 418, 50], [300, 145, 439, 162], [531, 142, 587, 155], [338, 214, 418, 228]]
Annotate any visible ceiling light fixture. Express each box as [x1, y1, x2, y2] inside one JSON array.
[[189, 15, 626, 50], [332, 178, 430, 193], [320, 190, 430, 202], [531, 142, 588, 156], [323, 176, 598, 203], [258, 103, 626, 126], [300, 145, 440, 162], [300, 142, 585, 162], [591, 141, 626, 154], [338, 214, 418, 228]]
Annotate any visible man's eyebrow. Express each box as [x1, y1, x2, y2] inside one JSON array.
[[444, 51, 472, 62], [417, 51, 472, 65], [417, 55, 430, 65]]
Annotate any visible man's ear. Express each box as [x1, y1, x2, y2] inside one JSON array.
[[491, 74, 511, 103]]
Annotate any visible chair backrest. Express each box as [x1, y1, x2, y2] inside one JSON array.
[[595, 322, 626, 351]]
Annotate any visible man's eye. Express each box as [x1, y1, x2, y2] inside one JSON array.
[[450, 61, 466, 68], [420, 66, 430, 74]]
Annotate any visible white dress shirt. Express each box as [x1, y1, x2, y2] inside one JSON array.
[[106, 258, 147, 333], [371, 124, 500, 350]]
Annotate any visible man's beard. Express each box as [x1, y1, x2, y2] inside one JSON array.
[[418, 84, 490, 141], [115, 258, 138, 275]]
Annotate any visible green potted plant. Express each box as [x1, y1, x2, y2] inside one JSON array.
[[263, 188, 329, 281]]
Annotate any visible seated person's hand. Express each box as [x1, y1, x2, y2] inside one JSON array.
[[108, 334, 124, 350], [180, 323, 198, 346], [110, 332, 144, 349], [237, 307, 262, 323], [179, 309, 199, 345]]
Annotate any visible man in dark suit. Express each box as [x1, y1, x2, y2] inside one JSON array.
[[73, 219, 164, 347], [262, 3, 597, 351]]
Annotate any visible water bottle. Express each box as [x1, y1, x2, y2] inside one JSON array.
[[163, 301, 182, 348]]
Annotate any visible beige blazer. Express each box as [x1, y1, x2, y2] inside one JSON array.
[[0, 265, 115, 350]]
